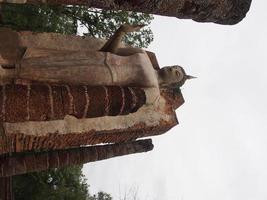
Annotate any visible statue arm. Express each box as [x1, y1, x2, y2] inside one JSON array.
[[100, 24, 145, 55], [99, 26, 125, 54], [115, 47, 145, 56]]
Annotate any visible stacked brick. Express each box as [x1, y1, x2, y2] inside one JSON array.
[[0, 119, 173, 155], [0, 84, 145, 123], [4, 0, 252, 25], [0, 139, 153, 177], [0, 177, 13, 200]]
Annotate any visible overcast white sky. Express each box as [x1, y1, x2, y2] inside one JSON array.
[[83, 1, 267, 199]]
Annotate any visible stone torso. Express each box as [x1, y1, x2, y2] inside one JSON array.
[[17, 48, 159, 88]]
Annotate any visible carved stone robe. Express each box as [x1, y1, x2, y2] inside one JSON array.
[[18, 47, 158, 88]]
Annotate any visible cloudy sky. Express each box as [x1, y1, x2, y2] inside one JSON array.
[[83, 1, 267, 199]]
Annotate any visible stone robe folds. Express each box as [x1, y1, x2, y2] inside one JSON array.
[[16, 47, 160, 105], [19, 48, 158, 88]]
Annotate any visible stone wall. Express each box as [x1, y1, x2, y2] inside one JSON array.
[[0, 139, 153, 177]]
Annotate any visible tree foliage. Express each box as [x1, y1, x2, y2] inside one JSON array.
[[0, 4, 77, 34], [88, 191, 113, 200], [0, 4, 153, 48], [13, 166, 89, 200], [12, 165, 112, 200]]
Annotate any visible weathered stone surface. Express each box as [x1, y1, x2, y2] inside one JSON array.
[[0, 30, 183, 155], [0, 177, 13, 200], [0, 139, 153, 177], [0, 109, 177, 155], [0, 84, 146, 123], [12, 0, 252, 25]]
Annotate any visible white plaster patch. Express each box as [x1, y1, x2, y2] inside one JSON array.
[[3, 94, 175, 136]]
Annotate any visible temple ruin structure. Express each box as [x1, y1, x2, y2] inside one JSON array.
[[0, 28, 184, 157]]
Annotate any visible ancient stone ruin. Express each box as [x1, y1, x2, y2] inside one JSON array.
[[0, 0, 252, 25], [0, 27, 183, 165], [0, 1, 253, 199], [0, 28, 184, 198], [0, 139, 153, 177]]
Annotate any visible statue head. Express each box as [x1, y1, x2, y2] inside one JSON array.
[[158, 65, 195, 88]]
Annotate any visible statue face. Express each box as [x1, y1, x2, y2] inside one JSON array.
[[159, 65, 187, 87]]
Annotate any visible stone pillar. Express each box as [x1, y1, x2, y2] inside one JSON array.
[[0, 139, 153, 177], [0, 177, 13, 200], [0, 0, 252, 25]]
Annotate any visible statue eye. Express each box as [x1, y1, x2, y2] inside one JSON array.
[[175, 71, 180, 76]]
